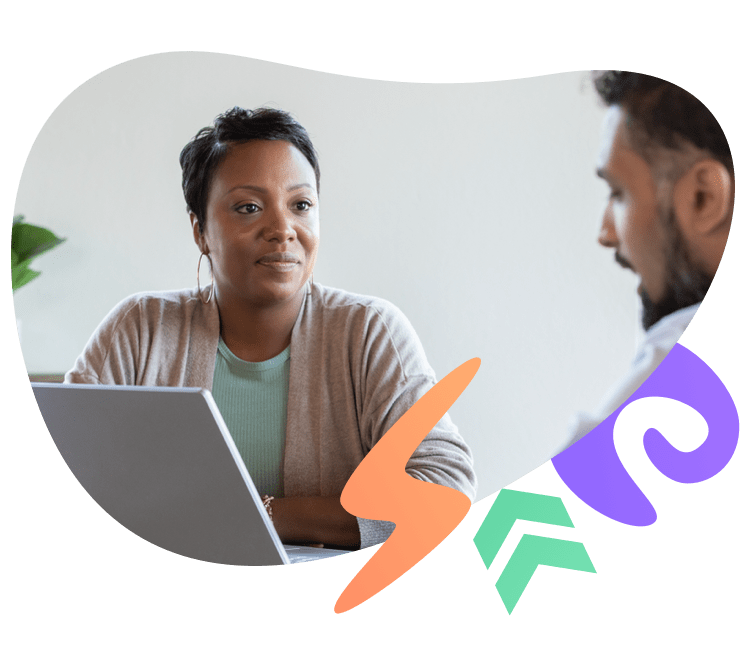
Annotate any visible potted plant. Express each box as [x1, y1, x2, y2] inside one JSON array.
[[11, 214, 66, 292], [11, 214, 66, 347]]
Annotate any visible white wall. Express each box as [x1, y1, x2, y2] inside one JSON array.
[[13, 55, 640, 497]]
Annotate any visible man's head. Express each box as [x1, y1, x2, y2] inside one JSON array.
[[593, 71, 734, 330]]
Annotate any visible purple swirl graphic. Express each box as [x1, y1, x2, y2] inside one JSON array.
[[551, 344, 739, 526]]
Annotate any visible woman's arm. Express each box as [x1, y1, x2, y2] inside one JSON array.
[[271, 496, 360, 549], [360, 308, 478, 499], [281, 289, 476, 550]]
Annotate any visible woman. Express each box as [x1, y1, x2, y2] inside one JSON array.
[[66, 107, 477, 551]]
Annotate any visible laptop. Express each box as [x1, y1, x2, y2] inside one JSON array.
[[32, 383, 349, 565]]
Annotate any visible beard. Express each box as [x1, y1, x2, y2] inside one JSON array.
[[638, 206, 713, 331]]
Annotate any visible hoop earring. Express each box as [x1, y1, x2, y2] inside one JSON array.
[[197, 252, 214, 304], [307, 272, 314, 295]]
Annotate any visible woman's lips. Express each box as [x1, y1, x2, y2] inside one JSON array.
[[257, 252, 300, 272]]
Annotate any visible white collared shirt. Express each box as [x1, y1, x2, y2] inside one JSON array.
[[558, 303, 700, 454]]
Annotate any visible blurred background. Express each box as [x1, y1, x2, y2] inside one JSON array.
[[13, 55, 640, 497]]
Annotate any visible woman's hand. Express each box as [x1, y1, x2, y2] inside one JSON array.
[[270, 496, 361, 550]]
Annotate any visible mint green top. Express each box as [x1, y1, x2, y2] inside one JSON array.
[[210, 338, 290, 498]]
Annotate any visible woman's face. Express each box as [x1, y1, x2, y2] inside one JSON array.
[[193, 140, 319, 309]]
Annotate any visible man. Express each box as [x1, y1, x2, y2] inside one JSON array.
[[563, 70, 735, 448]]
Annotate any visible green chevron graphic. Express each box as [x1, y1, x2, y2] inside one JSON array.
[[496, 534, 595, 613], [474, 488, 596, 613], [474, 489, 574, 567]]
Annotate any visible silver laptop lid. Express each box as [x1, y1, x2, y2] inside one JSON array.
[[33, 383, 290, 566]]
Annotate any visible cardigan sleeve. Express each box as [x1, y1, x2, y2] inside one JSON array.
[[355, 300, 478, 548], [64, 289, 218, 388], [64, 295, 144, 385]]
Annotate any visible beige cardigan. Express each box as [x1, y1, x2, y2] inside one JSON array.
[[66, 283, 477, 548]]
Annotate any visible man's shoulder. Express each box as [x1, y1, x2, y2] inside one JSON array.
[[642, 303, 700, 353], [559, 304, 701, 454], [587, 305, 702, 432]]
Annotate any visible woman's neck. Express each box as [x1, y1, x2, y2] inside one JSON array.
[[216, 290, 304, 363]]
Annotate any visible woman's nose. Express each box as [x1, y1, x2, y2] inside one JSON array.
[[597, 205, 618, 248], [263, 207, 296, 242]]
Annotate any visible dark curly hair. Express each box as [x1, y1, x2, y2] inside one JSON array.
[[179, 107, 321, 235], [592, 71, 733, 175]]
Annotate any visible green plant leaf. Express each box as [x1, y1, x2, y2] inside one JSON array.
[[12, 265, 41, 291], [11, 248, 19, 268], [13, 256, 35, 273], [11, 223, 66, 261]]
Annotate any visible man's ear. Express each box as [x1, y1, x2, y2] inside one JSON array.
[[673, 159, 733, 237], [190, 213, 208, 254]]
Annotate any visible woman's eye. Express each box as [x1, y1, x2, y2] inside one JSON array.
[[237, 203, 260, 214], [295, 200, 312, 212]]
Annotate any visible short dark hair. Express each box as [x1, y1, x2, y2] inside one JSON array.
[[592, 71, 733, 175], [180, 107, 321, 234]]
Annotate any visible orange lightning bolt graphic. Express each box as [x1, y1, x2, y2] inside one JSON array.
[[335, 357, 480, 613]]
